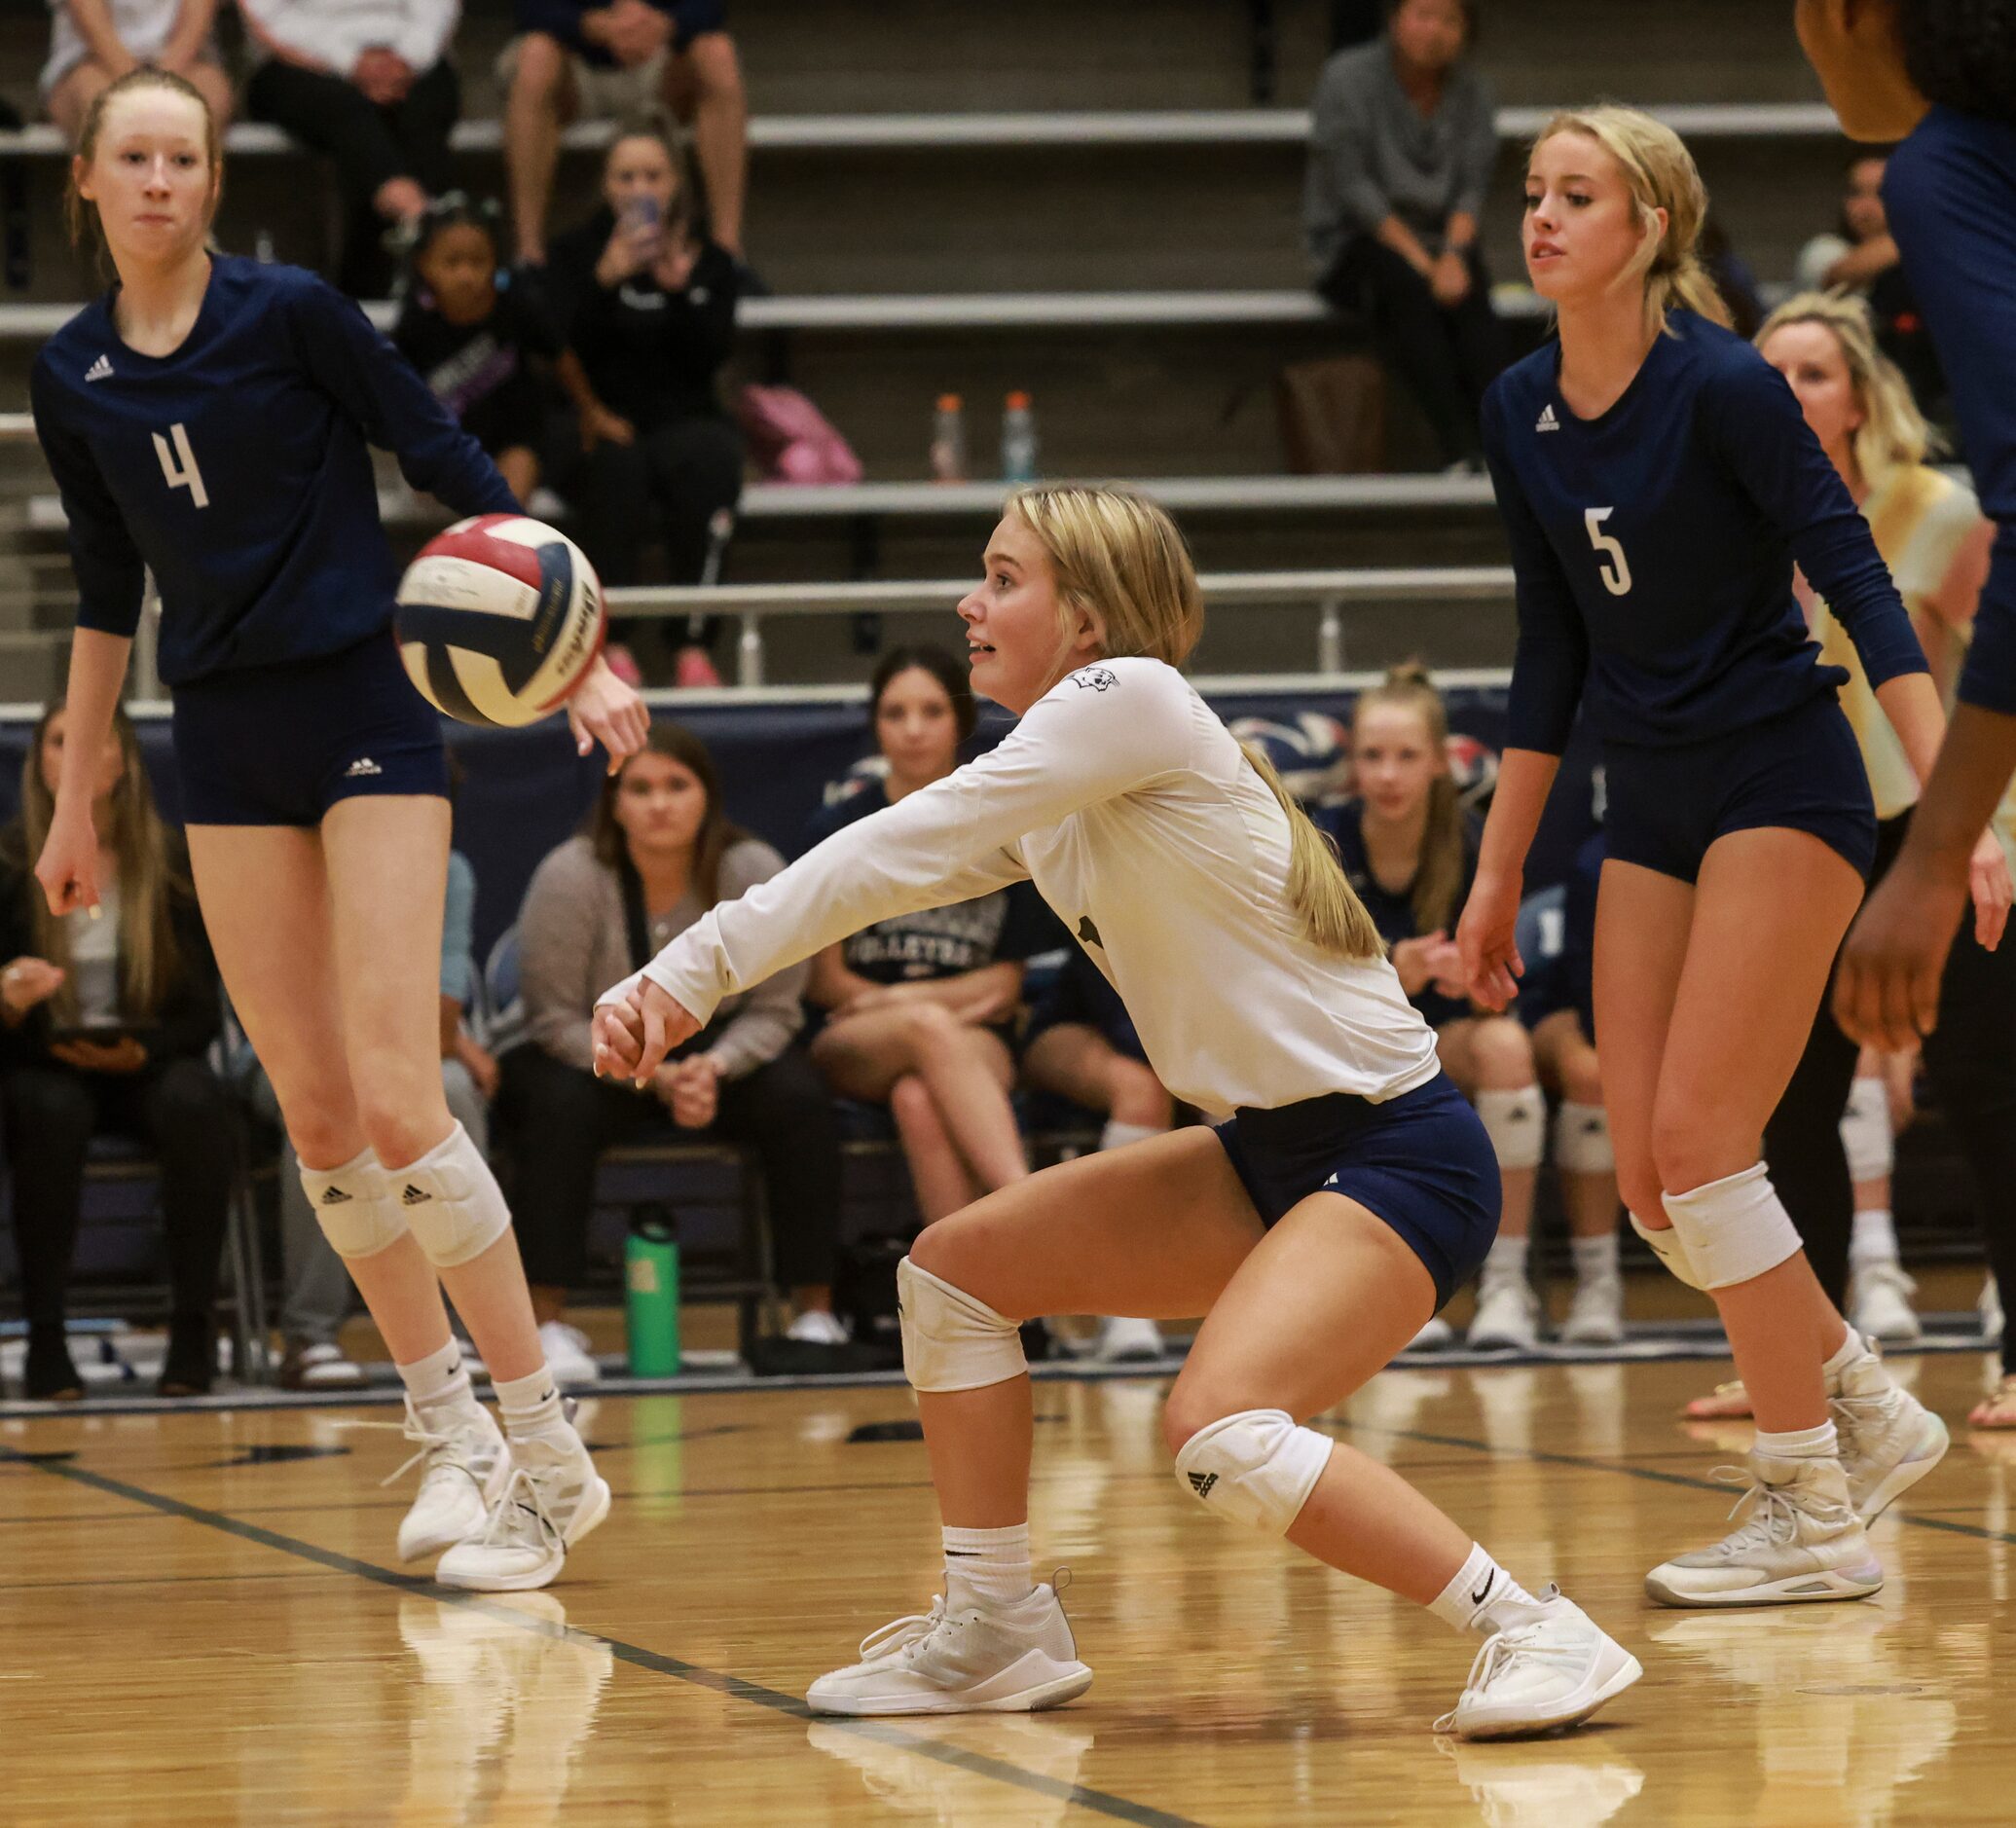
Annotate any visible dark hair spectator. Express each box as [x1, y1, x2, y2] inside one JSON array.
[[495, 722, 848, 1356], [1303, 0, 1505, 470], [240, 0, 461, 298], [0, 705, 234, 1400], [41, 0, 234, 144], [799, 647, 1058, 1227], [540, 121, 743, 684], [498, 0, 748, 265]]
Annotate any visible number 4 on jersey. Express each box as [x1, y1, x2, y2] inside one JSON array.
[[1584, 506, 1631, 596], [152, 421, 209, 510]]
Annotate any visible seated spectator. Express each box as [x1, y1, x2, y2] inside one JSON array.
[[1796, 150, 1947, 421], [1522, 830, 1626, 1345], [393, 192, 606, 506], [497, 723, 847, 1371], [41, 0, 233, 143], [1321, 664, 1614, 1350], [500, 0, 747, 265], [801, 646, 1053, 1226], [542, 120, 742, 685], [248, 839, 497, 1390], [0, 706, 233, 1400], [1302, 0, 1504, 470], [240, 0, 461, 298], [1021, 945, 1175, 1361]]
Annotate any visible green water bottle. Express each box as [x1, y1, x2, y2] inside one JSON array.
[[625, 1210, 681, 1376]]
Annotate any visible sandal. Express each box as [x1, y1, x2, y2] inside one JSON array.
[[1968, 1374, 2016, 1430], [1682, 1378, 1752, 1420]]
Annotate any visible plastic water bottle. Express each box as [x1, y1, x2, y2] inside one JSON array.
[[625, 1210, 681, 1376], [1001, 391, 1040, 483], [930, 393, 967, 483]]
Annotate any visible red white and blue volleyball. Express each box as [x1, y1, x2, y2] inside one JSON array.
[[395, 515, 606, 728]]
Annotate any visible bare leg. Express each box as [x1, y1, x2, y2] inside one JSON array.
[[1533, 1009, 1622, 1238], [187, 823, 453, 1364], [503, 34, 575, 263], [1437, 1015, 1538, 1240], [1022, 1025, 1174, 1130], [321, 797, 543, 1383], [664, 32, 749, 254], [1653, 830, 1863, 1431], [495, 446, 540, 503], [888, 1073, 981, 1223], [46, 61, 112, 143], [906, 1132, 1264, 1526]]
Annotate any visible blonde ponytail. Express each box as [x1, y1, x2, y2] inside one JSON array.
[[1535, 105, 1730, 334], [1242, 742, 1384, 962]]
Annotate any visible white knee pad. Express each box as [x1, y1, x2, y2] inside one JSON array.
[[1662, 1163, 1802, 1291], [1840, 1076, 1894, 1184], [1476, 1085, 1546, 1170], [897, 1257, 1027, 1393], [300, 1147, 407, 1260], [1174, 1409, 1334, 1537], [1630, 1209, 1705, 1290], [388, 1122, 512, 1268], [1553, 1100, 1615, 1175]]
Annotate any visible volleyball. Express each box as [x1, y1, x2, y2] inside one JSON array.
[[394, 515, 606, 727]]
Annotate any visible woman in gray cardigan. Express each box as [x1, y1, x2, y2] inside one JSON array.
[[1303, 0, 1506, 467], [496, 722, 847, 1361]]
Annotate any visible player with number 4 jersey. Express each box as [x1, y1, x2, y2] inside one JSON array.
[[1461, 106, 1954, 1612], [29, 69, 647, 1591]]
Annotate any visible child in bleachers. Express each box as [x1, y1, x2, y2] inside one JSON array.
[[1321, 663, 1622, 1347], [0, 705, 235, 1400], [800, 646, 1057, 1227]]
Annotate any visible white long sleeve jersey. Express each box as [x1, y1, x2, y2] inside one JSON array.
[[603, 658, 1442, 1117]]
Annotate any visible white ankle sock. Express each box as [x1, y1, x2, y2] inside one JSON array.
[[1755, 1421, 1838, 1460], [494, 1364, 567, 1442], [1098, 1119, 1160, 1152], [1427, 1542, 1533, 1635], [397, 1337, 467, 1406], [1485, 1234, 1529, 1280], [943, 1523, 1034, 1610], [1571, 1232, 1620, 1283], [1851, 1209, 1900, 1268], [1822, 1326, 1868, 1380]]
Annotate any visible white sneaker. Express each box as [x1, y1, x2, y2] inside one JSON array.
[[389, 1393, 510, 1562], [1092, 1316, 1165, 1363], [1829, 1338, 1949, 1521], [807, 1583, 1093, 1716], [1410, 1315, 1456, 1351], [435, 1425, 612, 1592], [1560, 1272, 1625, 1346], [1436, 1587, 1642, 1739], [1468, 1273, 1541, 1351], [536, 1321, 601, 1388], [1849, 1261, 1922, 1343], [1983, 1275, 2004, 1345], [787, 1309, 851, 1347], [1644, 1449, 1883, 1607]]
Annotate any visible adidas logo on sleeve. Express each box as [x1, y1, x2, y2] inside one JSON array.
[[85, 354, 115, 383], [1534, 403, 1560, 433]]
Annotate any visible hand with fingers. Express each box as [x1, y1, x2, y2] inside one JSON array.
[[34, 804, 100, 919], [567, 656, 652, 774], [1834, 849, 1968, 1051], [1454, 869, 1525, 1012], [594, 977, 700, 1085]]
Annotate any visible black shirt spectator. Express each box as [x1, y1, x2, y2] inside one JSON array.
[[0, 705, 234, 1401]]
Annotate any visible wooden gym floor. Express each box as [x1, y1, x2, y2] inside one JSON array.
[[6, 1341, 2016, 1824]]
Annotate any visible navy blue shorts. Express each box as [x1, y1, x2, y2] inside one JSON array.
[[1603, 692, 1876, 886], [171, 634, 449, 827], [1212, 1072, 1500, 1310]]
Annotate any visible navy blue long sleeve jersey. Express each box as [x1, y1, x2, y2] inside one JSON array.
[[1886, 107, 2016, 716], [29, 256, 518, 687], [1481, 309, 1925, 753]]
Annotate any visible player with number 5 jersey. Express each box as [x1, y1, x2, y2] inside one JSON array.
[[1461, 106, 1956, 1611], [28, 69, 648, 1590]]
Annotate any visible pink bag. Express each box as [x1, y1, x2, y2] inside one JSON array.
[[736, 384, 864, 484]]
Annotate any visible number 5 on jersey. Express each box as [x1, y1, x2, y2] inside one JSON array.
[[1584, 506, 1631, 596], [153, 421, 209, 510]]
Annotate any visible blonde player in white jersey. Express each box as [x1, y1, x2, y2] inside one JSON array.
[[592, 485, 1641, 1738]]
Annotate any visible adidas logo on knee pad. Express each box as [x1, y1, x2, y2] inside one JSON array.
[[319, 1188, 351, 1206], [402, 1185, 431, 1206], [1188, 1471, 1219, 1499]]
